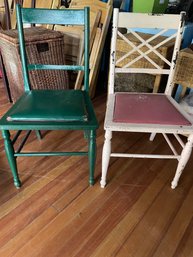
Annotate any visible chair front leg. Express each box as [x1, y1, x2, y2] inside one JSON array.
[[2, 130, 21, 188], [171, 134, 193, 189], [88, 130, 96, 186], [100, 130, 112, 188]]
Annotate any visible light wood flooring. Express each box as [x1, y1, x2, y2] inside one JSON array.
[[0, 80, 193, 257]]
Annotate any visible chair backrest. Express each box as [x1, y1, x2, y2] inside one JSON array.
[[16, 3, 90, 92], [109, 8, 186, 95]]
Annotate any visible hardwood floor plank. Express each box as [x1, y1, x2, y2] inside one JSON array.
[[151, 183, 193, 257], [0, 157, 80, 219], [0, 207, 58, 257], [113, 169, 193, 257], [0, 160, 89, 249], [0, 80, 193, 257], [11, 159, 133, 257], [175, 217, 193, 257], [53, 156, 164, 257], [87, 162, 175, 257], [9, 145, 157, 255]]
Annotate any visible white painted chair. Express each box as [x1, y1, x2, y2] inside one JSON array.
[[101, 9, 193, 189]]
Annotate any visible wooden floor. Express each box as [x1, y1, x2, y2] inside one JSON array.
[[0, 80, 193, 257]]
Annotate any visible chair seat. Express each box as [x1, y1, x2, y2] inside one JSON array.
[[7, 90, 88, 122], [113, 93, 191, 125]]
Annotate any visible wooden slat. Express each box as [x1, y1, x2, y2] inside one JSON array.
[[55, 0, 113, 96], [90, 27, 101, 69], [23, 0, 53, 8], [118, 12, 181, 30], [89, 4, 112, 97], [9, 0, 61, 29], [54, 26, 83, 64], [74, 9, 101, 87], [54, 9, 101, 65], [70, 0, 110, 24], [75, 4, 112, 91]]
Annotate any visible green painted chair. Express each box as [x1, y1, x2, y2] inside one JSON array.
[[0, 4, 99, 188]]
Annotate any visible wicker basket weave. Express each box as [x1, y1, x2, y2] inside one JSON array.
[[116, 32, 174, 69], [0, 27, 69, 102], [173, 47, 193, 87]]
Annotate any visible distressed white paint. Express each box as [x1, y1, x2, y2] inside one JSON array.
[[116, 28, 169, 66], [116, 29, 174, 69], [101, 10, 192, 189], [118, 12, 184, 29], [171, 134, 193, 189]]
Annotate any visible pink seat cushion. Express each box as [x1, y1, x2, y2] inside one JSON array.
[[113, 93, 191, 125]]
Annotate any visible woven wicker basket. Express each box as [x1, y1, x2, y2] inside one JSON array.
[[0, 27, 69, 102], [173, 47, 193, 87], [116, 32, 174, 69]]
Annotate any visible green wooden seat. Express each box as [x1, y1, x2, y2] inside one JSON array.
[[0, 4, 99, 188], [6, 90, 88, 122]]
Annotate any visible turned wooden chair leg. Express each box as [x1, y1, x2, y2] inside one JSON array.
[[171, 134, 193, 189], [2, 130, 21, 188], [100, 130, 112, 188], [89, 130, 96, 186]]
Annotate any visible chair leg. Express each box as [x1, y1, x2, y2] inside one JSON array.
[[149, 132, 156, 141], [88, 130, 96, 186], [35, 130, 42, 140], [153, 74, 162, 93], [2, 130, 21, 188], [171, 134, 193, 189], [84, 130, 90, 140], [100, 130, 112, 188]]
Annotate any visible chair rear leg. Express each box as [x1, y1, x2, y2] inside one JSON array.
[[100, 130, 112, 188], [84, 130, 89, 140], [2, 130, 21, 188], [89, 130, 96, 186], [35, 130, 42, 140], [171, 134, 193, 189], [149, 133, 156, 141]]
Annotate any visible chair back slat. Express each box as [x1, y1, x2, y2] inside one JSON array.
[[118, 12, 182, 29], [21, 8, 85, 25], [28, 64, 85, 71]]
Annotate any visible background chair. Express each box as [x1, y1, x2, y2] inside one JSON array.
[[0, 4, 98, 188], [100, 8, 193, 189], [6, 0, 60, 30]]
